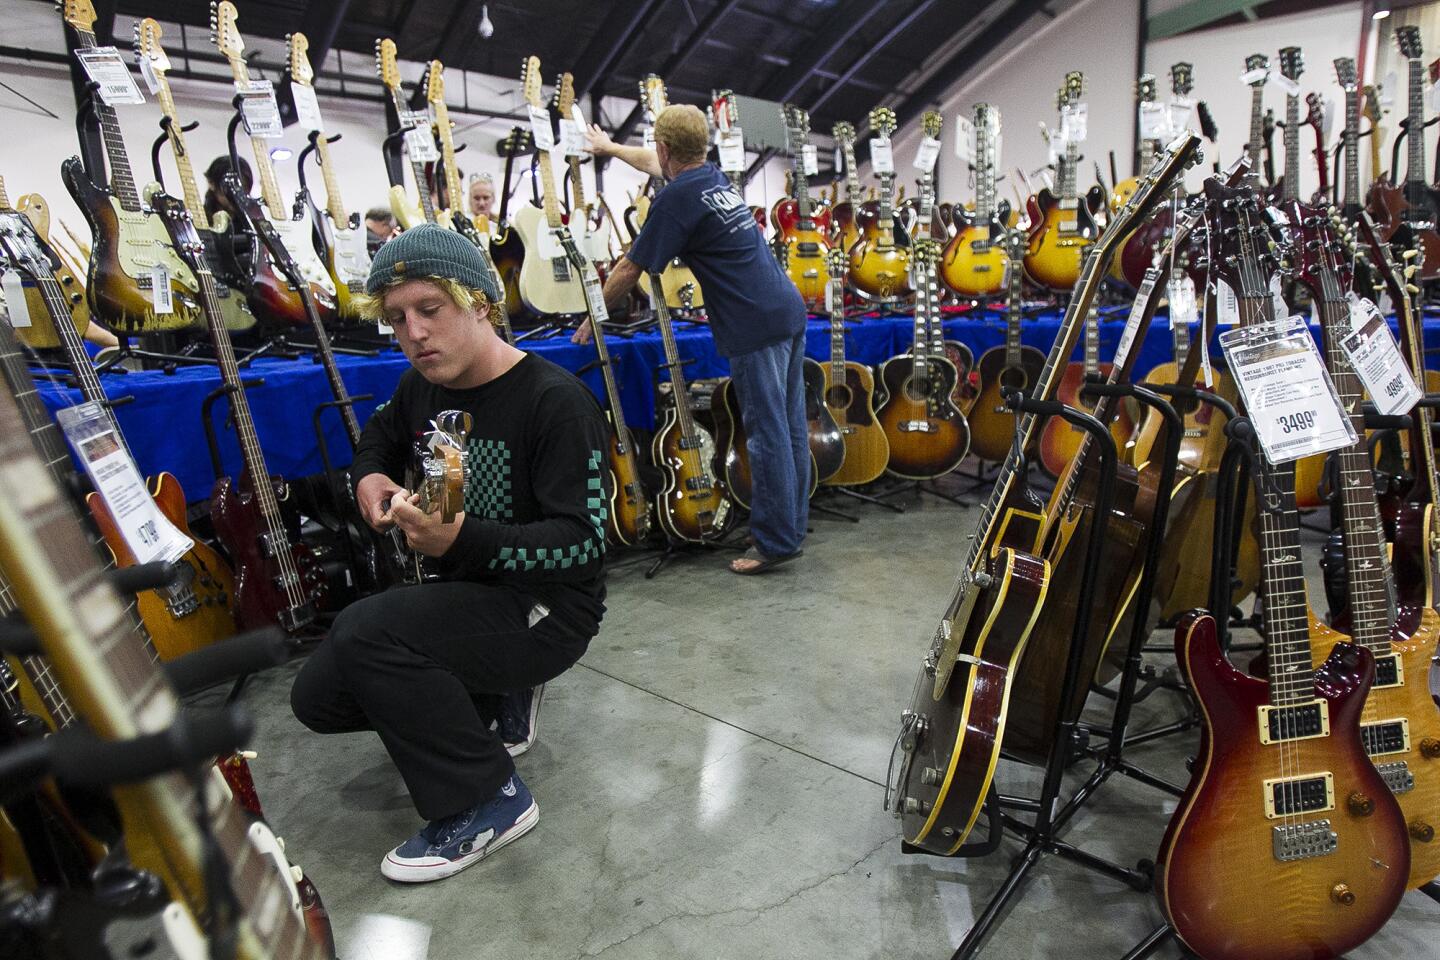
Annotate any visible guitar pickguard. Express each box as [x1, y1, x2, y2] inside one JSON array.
[[110, 199, 200, 292], [267, 213, 336, 294]]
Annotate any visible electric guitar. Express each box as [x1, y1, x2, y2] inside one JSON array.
[[1023, 71, 1098, 291], [629, 75, 704, 312], [1156, 188, 1409, 960], [556, 228, 653, 546], [384, 411, 471, 584], [710, 89, 766, 229], [1334, 58, 1362, 221], [1106, 72, 1160, 221], [1367, 25, 1440, 279], [287, 31, 370, 321], [875, 238, 968, 479], [966, 229, 1045, 463], [819, 247, 888, 486], [1303, 93, 1331, 206], [1363, 83, 1386, 187], [376, 37, 438, 230], [1242, 53, 1270, 188], [490, 127, 531, 319], [773, 104, 831, 309], [649, 272, 730, 543], [513, 56, 587, 316], [848, 106, 911, 300], [58, 0, 200, 333], [830, 121, 863, 252], [940, 103, 1009, 298], [1117, 63, 1194, 289], [1270, 46, 1305, 205], [557, 73, 611, 264], [210, 2, 337, 325], [10, 190, 93, 351], [153, 188, 328, 633]]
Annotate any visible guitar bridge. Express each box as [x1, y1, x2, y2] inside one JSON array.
[[278, 601, 317, 632], [899, 420, 938, 434], [550, 257, 571, 282], [1272, 820, 1338, 862], [1377, 761, 1415, 795]]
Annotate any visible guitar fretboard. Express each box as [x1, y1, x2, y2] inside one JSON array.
[[73, 28, 141, 211]]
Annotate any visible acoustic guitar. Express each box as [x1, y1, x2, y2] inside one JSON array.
[[1037, 298, 1136, 479], [1367, 26, 1440, 280], [830, 121, 863, 253], [966, 229, 1044, 463], [1023, 71, 1098, 292], [940, 103, 1008, 299], [848, 106, 911, 300], [818, 248, 887, 486], [773, 105, 831, 309]]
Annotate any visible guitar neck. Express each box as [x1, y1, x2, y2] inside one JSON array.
[[154, 77, 210, 229], [536, 148, 565, 231], [390, 90, 437, 222], [314, 134, 349, 225], [434, 100, 466, 215], [976, 130, 995, 221], [1343, 89, 1360, 208], [844, 144, 861, 206], [1247, 86, 1266, 177], [878, 173, 895, 228], [1004, 254, 1022, 366], [1283, 94, 1300, 200], [1059, 139, 1079, 201], [829, 277, 846, 379], [651, 276, 699, 443], [1409, 57, 1427, 185], [72, 29, 141, 210]]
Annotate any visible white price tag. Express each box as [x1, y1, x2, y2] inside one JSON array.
[[1220, 315, 1356, 463], [56, 403, 194, 565], [1168, 98, 1193, 137], [1170, 274, 1197, 331], [527, 104, 554, 151], [1118, 271, 1159, 365], [1214, 277, 1240, 326], [955, 116, 976, 165], [403, 126, 439, 163], [151, 263, 173, 314], [1269, 273, 1289, 322], [291, 83, 324, 132], [869, 137, 894, 175], [718, 129, 744, 172], [559, 118, 587, 157], [137, 53, 161, 94], [825, 280, 838, 315], [802, 144, 818, 177], [912, 136, 941, 173], [582, 272, 609, 324], [1060, 102, 1087, 143], [238, 80, 283, 139], [1, 271, 30, 328], [1139, 101, 1169, 140], [76, 47, 145, 106], [642, 126, 656, 152], [1239, 67, 1268, 85], [1271, 71, 1300, 97], [1047, 134, 1061, 166], [549, 143, 569, 179], [1341, 294, 1422, 416], [1431, 83, 1440, 113]]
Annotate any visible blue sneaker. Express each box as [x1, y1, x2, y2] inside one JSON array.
[[498, 684, 544, 757], [380, 775, 539, 882]]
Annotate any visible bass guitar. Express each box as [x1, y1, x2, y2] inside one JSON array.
[[848, 107, 911, 300], [940, 103, 1008, 298], [5, 188, 92, 351], [154, 188, 328, 632], [1023, 71, 1098, 291], [1367, 25, 1440, 279], [773, 105, 831, 309], [513, 56, 587, 316], [875, 238, 967, 479], [58, 0, 199, 333], [966, 229, 1045, 463], [819, 247, 888, 485]]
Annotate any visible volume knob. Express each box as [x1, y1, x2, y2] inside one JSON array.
[[1330, 883, 1356, 906], [1419, 738, 1440, 760], [1347, 792, 1375, 817], [1410, 821, 1435, 843]]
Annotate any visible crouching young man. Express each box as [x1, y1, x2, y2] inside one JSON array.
[[290, 224, 609, 882]]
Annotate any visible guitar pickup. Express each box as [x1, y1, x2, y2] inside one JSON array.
[[1377, 761, 1415, 795], [899, 420, 938, 434], [256, 532, 277, 558], [1262, 772, 1334, 819], [796, 243, 822, 255], [1360, 719, 1410, 757], [550, 258, 571, 282], [278, 601, 317, 632], [1271, 820, 1338, 862], [1257, 699, 1329, 745], [1372, 654, 1403, 689], [970, 264, 992, 272]]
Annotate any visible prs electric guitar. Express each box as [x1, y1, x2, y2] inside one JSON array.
[[773, 104, 832, 309], [9, 190, 92, 351], [819, 247, 888, 486], [211, 2, 337, 325], [649, 272, 729, 542], [966, 229, 1045, 463], [875, 238, 968, 479], [154, 188, 327, 632], [941, 103, 1009, 298], [376, 38, 439, 230], [848, 107, 911, 300], [1294, 201, 1440, 889], [830, 121, 863, 252], [1368, 25, 1440, 279], [513, 56, 587, 316], [287, 31, 370, 320], [1024, 71, 1099, 291], [888, 136, 1199, 854], [58, 0, 200, 333], [556, 227, 653, 546]]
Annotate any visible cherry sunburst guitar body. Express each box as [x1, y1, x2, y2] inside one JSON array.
[[1158, 613, 1409, 960], [208, 472, 327, 631]]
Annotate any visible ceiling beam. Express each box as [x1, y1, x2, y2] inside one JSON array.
[[807, 0, 943, 114], [756, 0, 880, 102], [568, 0, 668, 98], [296, 0, 353, 72], [1147, 0, 1259, 40], [434, 0, 488, 63]]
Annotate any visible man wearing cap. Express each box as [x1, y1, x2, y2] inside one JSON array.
[[290, 223, 609, 883], [580, 104, 809, 574]]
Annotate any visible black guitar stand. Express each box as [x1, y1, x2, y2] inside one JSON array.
[[310, 394, 381, 593], [823, 482, 906, 513], [938, 390, 1152, 960], [199, 379, 265, 483]]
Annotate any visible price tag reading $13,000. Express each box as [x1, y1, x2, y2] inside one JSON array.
[[1340, 293, 1422, 417], [55, 402, 193, 565], [1219, 315, 1356, 464]]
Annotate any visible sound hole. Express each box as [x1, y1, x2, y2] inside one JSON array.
[[998, 366, 1028, 393], [826, 384, 853, 410]]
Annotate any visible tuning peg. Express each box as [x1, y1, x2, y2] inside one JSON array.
[[1408, 284, 1422, 294], [1403, 249, 1419, 259], [1405, 265, 1418, 278]]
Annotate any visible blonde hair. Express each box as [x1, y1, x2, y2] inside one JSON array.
[[654, 104, 710, 164], [355, 275, 496, 326]]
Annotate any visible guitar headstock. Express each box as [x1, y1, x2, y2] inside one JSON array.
[[827, 245, 846, 280], [1278, 46, 1303, 84], [1170, 62, 1194, 98], [1304, 92, 1325, 127], [521, 56, 544, 111], [1202, 177, 1274, 300], [1136, 74, 1158, 104], [867, 106, 896, 139], [420, 410, 472, 523], [1333, 56, 1357, 92], [911, 236, 940, 270], [1363, 83, 1384, 124], [921, 110, 943, 141], [287, 31, 314, 86], [376, 38, 401, 93], [711, 89, 737, 132], [783, 103, 811, 144], [1280, 200, 1349, 302], [975, 102, 999, 136], [556, 72, 576, 118], [1057, 70, 1084, 109], [1244, 53, 1269, 86], [502, 125, 533, 155], [0, 207, 54, 282], [134, 17, 170, 80], [209, 1, 245, 67], [59, 0, 97, 31], [640, 74, 668, 121], [424, 60, 445, 105], [1397, 24, 1423, 60], [831, 120, 855, 146], [147, 188, 207, 273]]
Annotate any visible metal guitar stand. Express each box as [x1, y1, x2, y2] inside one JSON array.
[[200, 379, 264, 483], [943, 389, 1151, 960], [311, 394, 378, 592]]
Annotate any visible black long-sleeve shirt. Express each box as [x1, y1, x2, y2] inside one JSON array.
[[350, 353, 608, 631]]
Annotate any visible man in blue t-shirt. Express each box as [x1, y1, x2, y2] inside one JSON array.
[[574, 104, 808, 574]]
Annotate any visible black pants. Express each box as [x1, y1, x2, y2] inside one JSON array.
[[290, 582, 591, 820]]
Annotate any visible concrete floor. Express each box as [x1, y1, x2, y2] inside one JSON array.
[[221, 478, 1440, 960]]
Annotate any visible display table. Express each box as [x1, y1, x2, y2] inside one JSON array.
[[34, 309, 1440, 499]]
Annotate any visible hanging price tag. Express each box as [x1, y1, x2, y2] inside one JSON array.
[[1169, 273, 1197, 331], [1139, 101, 1169, 140], [1168, 98, 1193, 137], [718, 129, 744, 172], [1271, 71, 1300, 97], [1340, 294, 1422, 416], [151, 263, 173, 314], [1220, 315, 1356, 463], [1268, 273, 1289, 322], [403, 126, 439, 163], [581, 271, 609, 324], [137, 53, 162, 95], [801, 144, 819, 177], [1431, 83, 1440, 113], [291, 83, 324, 132], [912, 136, 941, 173], [238, 80, 283, 138], [824, 280, 837, 315], [1239, 67, 1268, 86], [527, 104, 554, 151], [643, 126, 656, 152], [1214, 277, 1240, 326], [869, 136, 894, 175], [56, 403, 194, 565], [76, 47, 145, 105], [954, 116, 976, 165], [1, 270, 31, 328], [1060, 102, 1087, 143], [559, 118, 587, 157], [1118, 271, 1159, 366]]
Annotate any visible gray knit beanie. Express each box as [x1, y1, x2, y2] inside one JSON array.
[[365, 222, 501, 302]]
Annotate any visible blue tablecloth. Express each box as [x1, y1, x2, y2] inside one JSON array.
[[34, 310, 1440, 499]]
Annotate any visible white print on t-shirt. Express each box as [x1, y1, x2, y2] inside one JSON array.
[[700, 184, 756, 234]]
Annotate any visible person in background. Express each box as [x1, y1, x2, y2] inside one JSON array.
[[202, 155, 253, 225], [365, 208, 400, 254], [469, 173, 496, 225], [579, 106, 809, 575]]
